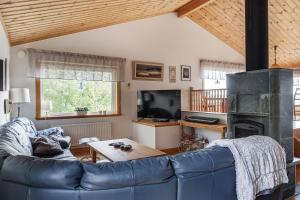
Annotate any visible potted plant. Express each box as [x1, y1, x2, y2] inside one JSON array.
[[75, 107, 88, 115]]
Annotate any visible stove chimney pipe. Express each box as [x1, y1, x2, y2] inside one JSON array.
[[245, 0, 269, 71]]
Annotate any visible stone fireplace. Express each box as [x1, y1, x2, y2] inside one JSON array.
[[226, 68, 294, 197], [227, 69, 293, 162]]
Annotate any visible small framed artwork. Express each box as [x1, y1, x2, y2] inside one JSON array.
[[169, 66, 176, 83], [4, 58, 8, 91], [0, 59, 6, 91], [132, 61, 164, 81], [181, 65, 191, 81]]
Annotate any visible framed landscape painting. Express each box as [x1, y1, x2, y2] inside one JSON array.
[[132, 61, 164, 81]]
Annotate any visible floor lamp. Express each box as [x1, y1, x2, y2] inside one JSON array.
[[10, 88, 31, 117]]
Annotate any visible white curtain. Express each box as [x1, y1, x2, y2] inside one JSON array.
[[27, 48, 126, 81], [294, 69, 300, 86], [200, 59, 245, 80]]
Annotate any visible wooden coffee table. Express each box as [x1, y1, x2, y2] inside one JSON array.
[[88, 138, 167, 162]]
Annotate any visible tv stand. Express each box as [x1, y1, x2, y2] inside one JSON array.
[[152, 118, 170, 122], [133, 119, 181, 151]]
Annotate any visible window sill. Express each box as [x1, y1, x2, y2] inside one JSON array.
[[36, 113, 122, 120]]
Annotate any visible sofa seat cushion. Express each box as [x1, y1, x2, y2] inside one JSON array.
[[80, 156, 175, 190], [1, 155, 82, 189]]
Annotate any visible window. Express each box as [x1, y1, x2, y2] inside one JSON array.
[[28, 48, 125, 120], [36, 78, 121, 119], [200, 59, 244, 90]]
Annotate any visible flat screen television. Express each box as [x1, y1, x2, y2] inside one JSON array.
[[137, 90, 181, 120]]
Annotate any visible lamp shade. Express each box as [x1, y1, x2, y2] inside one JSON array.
[[10, 88, 31, 104], [42, 100, 53, 111]]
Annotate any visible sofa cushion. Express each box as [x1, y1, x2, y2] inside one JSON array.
[[81, 156, 175, 190], [37, 127, 70, 149], [170, 146, 234, 175], [81, 161, 134, 190], [131, 156, 174, 185], [31, 136, 64, 157], [0, 122, 33, 156], [13, 117, 37, 137], [1, 155, 82, 189]]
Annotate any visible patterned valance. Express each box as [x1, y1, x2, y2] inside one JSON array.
[[200, 59, 245, 80], [27, 48, 126, 82]]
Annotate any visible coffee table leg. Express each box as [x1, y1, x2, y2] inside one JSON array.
[[92, 149, 97, 163]]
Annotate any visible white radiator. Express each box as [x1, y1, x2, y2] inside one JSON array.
[[60, 122, 112, 147]]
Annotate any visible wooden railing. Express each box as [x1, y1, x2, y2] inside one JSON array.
[[189, 87, 227, 113]]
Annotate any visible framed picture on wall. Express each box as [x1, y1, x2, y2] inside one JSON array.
[[181, 65, 191, 81], [132, 61, 164, 81], [169, 66, 176, 83], [4, 58, 8, 91], [0, 59, 7, 91]]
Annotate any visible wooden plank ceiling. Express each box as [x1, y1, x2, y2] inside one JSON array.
[[187, 0, 300, 67], [0, 0, 190, 46], [1, 0, 300, 67]]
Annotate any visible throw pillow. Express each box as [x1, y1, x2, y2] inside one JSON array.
[[31, 136, 64, 157]]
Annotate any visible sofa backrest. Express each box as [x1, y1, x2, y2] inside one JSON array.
[[0, 117, 37, 157], [80, 156, 177, 200], [1, 155, 82, 189], [171, 146, 237, 200]]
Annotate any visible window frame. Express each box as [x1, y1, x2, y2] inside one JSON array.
[[35, 77, 121, 120]]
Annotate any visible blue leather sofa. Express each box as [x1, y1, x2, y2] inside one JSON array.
[[0, 118, 282, 200]]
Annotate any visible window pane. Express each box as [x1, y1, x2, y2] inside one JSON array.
[[41, 79, 115, 114]]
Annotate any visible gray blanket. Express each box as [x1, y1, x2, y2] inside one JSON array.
[[208, 135, 288, 200]]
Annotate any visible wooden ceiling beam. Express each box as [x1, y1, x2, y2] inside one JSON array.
[[176, 0, 215, 17]]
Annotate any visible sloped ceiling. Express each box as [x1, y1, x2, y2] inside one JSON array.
[[1, 0, 300, 67], [0, 0, 190, 46], [188, 0, 300, 67]]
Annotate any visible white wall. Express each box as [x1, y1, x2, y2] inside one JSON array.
[[10, 13, 244, 139], [0, 22, 10, 124]]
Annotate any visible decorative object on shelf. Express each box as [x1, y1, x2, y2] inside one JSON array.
[[132, 61, 164, 81], [181, 65, 191, 81], [75, 107, 88, 115], [10, 88, 31, 117], [169, 66, 176, 83]]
